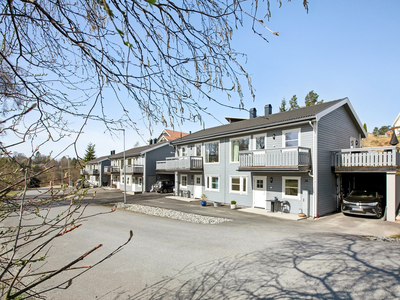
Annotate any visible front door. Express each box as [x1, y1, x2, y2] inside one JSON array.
[[194, 175, 202, 198], [253, 176, 267, 208]]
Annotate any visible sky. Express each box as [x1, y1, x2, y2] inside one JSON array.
[[3, 0, 400, 159]]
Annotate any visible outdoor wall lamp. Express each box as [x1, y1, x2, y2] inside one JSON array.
[[270, 177, 273, 183], [272, 134, 276, 140]]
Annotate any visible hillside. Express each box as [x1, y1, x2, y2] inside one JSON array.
[[362, 133, 392, 148]]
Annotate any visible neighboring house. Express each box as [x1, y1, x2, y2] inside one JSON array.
[[81, 155, 111, 187], [157, 129, 189, 143], [105, 142, 175, 193], [392, 112, 400, 135], [156, 98, 400, 221]]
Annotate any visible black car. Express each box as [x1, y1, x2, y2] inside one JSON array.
[[153, 180, 174, 193], [341, 190, 385, 218]]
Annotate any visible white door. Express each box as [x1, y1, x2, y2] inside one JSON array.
[[253, 176, 267, 208], [194, 175, 202, 198]]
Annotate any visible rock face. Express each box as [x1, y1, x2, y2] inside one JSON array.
[[116, 203, 232, 225]]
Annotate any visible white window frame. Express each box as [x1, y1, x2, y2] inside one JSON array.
[[350, 137, 358, 148], [181, 146, 187, 157], [126, 176, 130, 184], [253, 134, 266, 150], [205, 175, 220, 191], [230, 136, 250, 163], [282, 128, 301, 148], [138, 177, 142, 186], [121, 176, 124, 184], [195, 144, 202, 156], [282, 176, 301, 200], [204, 141, 220, 164], [180, 174, 188, 189], [229, 176, 248, 195]]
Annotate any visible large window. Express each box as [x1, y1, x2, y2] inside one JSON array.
[[195, 144, 202, 156], [205, 142, 219, 163], [283, 129, 300, 147], [231, 137, 249, 162], [206, 175, 219, 191], [282, 176, 301, 200], [230, 176, 247, 194]]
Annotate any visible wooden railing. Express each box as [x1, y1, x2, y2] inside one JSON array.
[[121, 165, 144, 174], [156, 156, 203, 171], [104, 166, 120, 173], [332, 147, 400, 168], [238, 147, 311, 169]]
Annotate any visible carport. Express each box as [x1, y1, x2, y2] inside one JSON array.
[[332, 147, 400, 222]]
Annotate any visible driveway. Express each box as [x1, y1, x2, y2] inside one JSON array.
[[31, 188, 400, 299]]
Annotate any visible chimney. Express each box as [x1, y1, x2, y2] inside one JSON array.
[[110, 150, 115, 155], [249, 108, 257, 119], [265, 104, 272, 116], [153, 138, 157, 144]]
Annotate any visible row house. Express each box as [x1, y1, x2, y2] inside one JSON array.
[[105, 142, 175, 193], [157, 98, 400, 221], [81, 155, 111, 187]]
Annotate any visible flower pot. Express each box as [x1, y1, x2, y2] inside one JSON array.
[[298, 213, 306, 217], [201, 201, 207, 206], [230, 204, 236, 209], [213, 202, 221, 207]]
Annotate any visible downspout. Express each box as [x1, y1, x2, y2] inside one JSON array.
[[309, 120, 318, 218]]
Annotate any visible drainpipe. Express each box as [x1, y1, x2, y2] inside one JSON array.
[[309, 120, 318, 218]]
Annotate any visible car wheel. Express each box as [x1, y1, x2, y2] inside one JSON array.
[[375, 203, 384, 219], [162, 188, 167, 193]]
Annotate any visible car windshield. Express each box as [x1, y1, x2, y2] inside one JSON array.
[[349, 190, 375, 197]]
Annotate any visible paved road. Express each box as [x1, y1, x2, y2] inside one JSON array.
[[13, 188, 400, 299]]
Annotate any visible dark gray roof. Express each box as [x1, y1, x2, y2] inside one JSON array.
[[110, 142, 169, 159], [87, 155, 110, 164], [172, 99, 346, 144]]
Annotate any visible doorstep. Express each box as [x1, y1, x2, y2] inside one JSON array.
[[239, 207, 308, 221]]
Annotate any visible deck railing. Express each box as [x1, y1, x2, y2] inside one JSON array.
[[104, 166, 120, 173], [156, 156, 203, 171], [80, 169, 99, 175], [121, 165, 144, 174], [239, 147, 311, 169], [332, 147, 400, 168]]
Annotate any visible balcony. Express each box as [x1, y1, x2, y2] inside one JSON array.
[[238, 147, 312, 171], [104, 166, 120, 174], [121, 165, 144, 174], [80, 169, 99, 175], [156, 156, 203, 172], [332, 147, 400, 172]]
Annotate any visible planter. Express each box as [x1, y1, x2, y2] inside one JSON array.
[[230, 204, 236, 209], [213, 202, 221, 207], [201, 201, 207, 206], [298, 213, 306, 217]]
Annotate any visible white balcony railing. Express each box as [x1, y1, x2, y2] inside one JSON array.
[[121, 165, 144, 174], [81, 169, 99, 175], [332, 147, 400, 168], [239, 147, 311, 169], [104, 166, 120, 173], [156, 156, 203, 171]]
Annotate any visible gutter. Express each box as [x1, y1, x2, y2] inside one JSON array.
[[309, 120, 318, 218]]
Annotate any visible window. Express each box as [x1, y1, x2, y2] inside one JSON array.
[[283, 129, 300, 147], [206, 175, 219, 191], [350, 137, 358, 148], [126, 177, 130, 184], [181, 175, 187, 188], [121, 176, 124, 183], [256, 179, 264, 189], [195, 144, 202, 156], [181, 147, 187, 157], [205, 142, 219, 163], [138, 177, 142, 186], [255, 135, 265, 150], [127, 158, 131, 165], [120, 159, 124, 167], [230, 176, 247, 194], [231, 137, 249, 162], [282, 177, 301, 200]]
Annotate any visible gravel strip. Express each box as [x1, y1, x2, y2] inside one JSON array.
[[116, 203, 232, 224], [362, 236, 400, 243]]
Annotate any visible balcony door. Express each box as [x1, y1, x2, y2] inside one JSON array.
[[193, 175, 202, 198], [253, 176, 267, 208]]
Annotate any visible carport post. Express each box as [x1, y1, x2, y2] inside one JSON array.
[[122, 129, 126, 204], [386, 172, 396, 222]]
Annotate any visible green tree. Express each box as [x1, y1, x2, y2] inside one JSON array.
[[305, 90, 323, 106], [279, 98, 287, 112], [83, 143, 96, 162], [373, 125, 391, 136], [289, 95, 300, 110], [363, 123, 368, 133]]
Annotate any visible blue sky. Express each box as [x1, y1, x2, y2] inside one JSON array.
[[5, 0, 400, 158]]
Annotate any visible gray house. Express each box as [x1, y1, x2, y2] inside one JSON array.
[[105, 142, 175, 193], [156, 98, 400, 220], [81, 155, 111, 187]]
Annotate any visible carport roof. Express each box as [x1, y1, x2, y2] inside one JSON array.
[[109, 142, 170, 159]]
